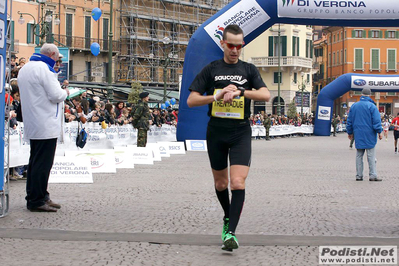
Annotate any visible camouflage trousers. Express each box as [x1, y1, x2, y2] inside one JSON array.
[[265, 127, 270, 140], [137, 128, 148, 147]]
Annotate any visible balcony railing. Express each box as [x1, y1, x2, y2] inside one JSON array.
[[52, 34, 119, 53], [250, 56, 313, 69]]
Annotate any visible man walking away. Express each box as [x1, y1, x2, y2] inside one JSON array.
[[18, 43, 69, 212], [346, 88, 382, 182]]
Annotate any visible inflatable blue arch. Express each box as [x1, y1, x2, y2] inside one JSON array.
[[176, 0, 399, 141], [314, 73, 399, 136]]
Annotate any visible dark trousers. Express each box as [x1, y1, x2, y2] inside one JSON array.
[[26, 138, 57, 209]]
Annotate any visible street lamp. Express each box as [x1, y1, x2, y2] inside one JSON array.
[[17, 7, 59, 45], [162, 36, 171, 103], [277, 23, 282, 116], [107, 0, 114, 102], [298, 73, 307, 119]]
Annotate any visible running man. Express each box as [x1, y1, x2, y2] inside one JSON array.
[[391, 112, 399, 154], [187, 24, 270, 251]]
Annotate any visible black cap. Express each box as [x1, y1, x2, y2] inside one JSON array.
[[139, 92, 149, 99]]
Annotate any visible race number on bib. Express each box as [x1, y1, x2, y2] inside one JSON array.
[[211, 89, 244, 119]]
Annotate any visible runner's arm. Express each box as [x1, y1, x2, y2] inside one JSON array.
[[187, 85, 237, 107], [223, 87, 270, 103]]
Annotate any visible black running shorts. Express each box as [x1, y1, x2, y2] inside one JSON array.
[[206, 121, 252, 171], [394, 130, 399, 140]]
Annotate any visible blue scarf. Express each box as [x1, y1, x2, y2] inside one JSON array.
[[29, 53, 56, 73]]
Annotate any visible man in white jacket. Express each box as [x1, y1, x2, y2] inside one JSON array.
[[18, 43, 70, 212]]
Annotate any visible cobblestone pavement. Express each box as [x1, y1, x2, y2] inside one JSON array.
[[1, 133, 399, 265]]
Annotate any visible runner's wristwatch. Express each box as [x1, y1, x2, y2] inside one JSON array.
[[238, 87, 245, 97]]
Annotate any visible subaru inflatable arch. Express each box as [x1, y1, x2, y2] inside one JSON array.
[[314, 74, 399, 135], [176, 0, 399, 141]]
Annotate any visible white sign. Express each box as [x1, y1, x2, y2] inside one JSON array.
[[131, 147, 154, 165], [0, 0, 5, 14], [185, 140, 207, 151], [318, 106, 331, 121], [159, 142, 186, 155], [155, 143, 171, 157], [0, 55, 3, 94], [204, 0, 270, 50], [49, 156, 93, 183], [351, 76, 399, 91], [145, 143, 162, 161], [0, 20, 4, 49], [65, 149, 116, 173], [278, 0, 399, 20], [114, 147, 134, 169], [92, 72, 103, 77]]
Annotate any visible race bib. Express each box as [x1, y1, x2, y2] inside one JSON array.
[[211, 89, 244, 119]]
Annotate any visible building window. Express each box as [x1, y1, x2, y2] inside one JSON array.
[[306, 39, 313, 58], [333, 52, 336, 66], [269, 36, 287, 57], [387, 49, 397, 71], [371, 49, 380, 70], [370, 30, 381, 38], [103, 18, 109, 51], [386, 31, 397, 39], [328, 53, 331, 67], [66, 14, 73, 47], [85, 16, 91, 49], [333, 34, 336, 43], [307, 74, 310, 83], [354, 48, 363, 70], [273, 72, 282, 83], [353, 30, 364, 38], [293, 73, 297, 84], [344, 49, 347, 63], [27, 23, 34, 44]]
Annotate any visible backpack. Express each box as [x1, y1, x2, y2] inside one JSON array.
[[76, 122, 88, 148]]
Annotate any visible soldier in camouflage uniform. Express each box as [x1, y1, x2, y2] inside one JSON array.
[[263, 114, 271, 141], [132, 92, 150, 147], [331, 114, 340, 137]]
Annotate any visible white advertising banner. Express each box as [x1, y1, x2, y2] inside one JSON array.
[[185, 140, 208, 152], [145, 143, 162, 161], [318, 106, 331, 121], [131, 147, 154, 165], [49, 156, 93, 183], [351, 76, 399, 91], [156, 143, 171, 157], [204, 0, 270, 50], [114, 147, 135, 169], [278, 0, 399, 20], [65, 149, 116, 173], [159, 142, 186, 155]]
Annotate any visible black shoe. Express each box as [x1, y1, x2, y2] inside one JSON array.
[[369, 177, 382, 182], [356, 177, 363, 181], [29, 203, 58, 212]]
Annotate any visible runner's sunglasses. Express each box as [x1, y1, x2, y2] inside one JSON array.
[[225, 42, 244, 50]]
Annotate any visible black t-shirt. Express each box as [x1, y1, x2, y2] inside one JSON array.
[[189, 59, 266, 125]]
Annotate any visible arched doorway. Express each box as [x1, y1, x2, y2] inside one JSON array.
[[272, 97, 285, 115]]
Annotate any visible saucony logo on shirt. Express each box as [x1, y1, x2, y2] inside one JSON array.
[[215, 75, 243, 82]]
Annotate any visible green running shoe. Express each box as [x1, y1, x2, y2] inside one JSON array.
[[221, 218, 229, 240], [222, 231, 239, 250]]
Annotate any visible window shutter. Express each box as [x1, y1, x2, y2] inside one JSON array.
[[306, 40, 309, 58], [282, 36, 287, 56], [371, 49, 379, 70], [385, 30, 388, 39], [27, 24, 31, 44], [268, 36, 273, 56], [388, 50, 396, 70], [35, 25, 40, 45], [10, 21, 14, 51], [355, 49, 363, 69], [274, 72, 278, 83], [292, 36, 296, 56], [310, 41, 314, 58], [379, 30, 383, 38], [363, 30, 366, 38], [351, 30, 355, 38], [368, 30, 372, 38], [297, 37, 300, 56], [396, 31, 399, 39]]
